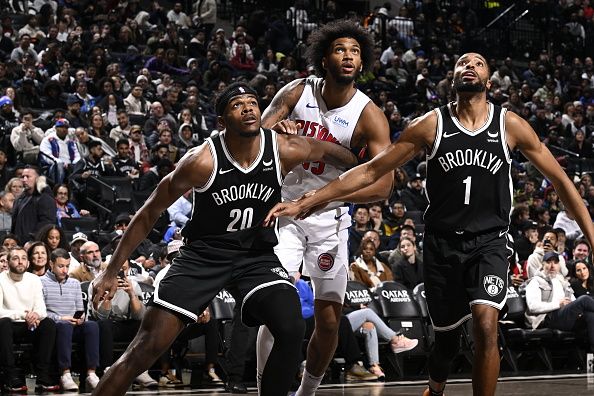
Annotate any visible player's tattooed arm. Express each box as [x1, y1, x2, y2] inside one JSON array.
[[262, 79, 306, 129]]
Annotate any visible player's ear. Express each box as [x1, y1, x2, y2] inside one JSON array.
[[486, 79, 492, 91], [322, 57, 326, 69], [217, 116, 226, 129]]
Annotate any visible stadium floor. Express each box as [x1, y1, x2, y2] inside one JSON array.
[[24, 374, 594, 395]]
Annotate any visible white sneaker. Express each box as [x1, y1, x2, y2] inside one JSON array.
[[60, 372, 78, 392], [85, 372, 100, 390], [135, 371, 158, 388]]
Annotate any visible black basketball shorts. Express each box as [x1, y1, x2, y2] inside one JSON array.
[[149, 240, 294, 326], [423, 228, 512, 331]]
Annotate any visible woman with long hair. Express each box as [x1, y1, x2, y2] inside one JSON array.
[[27, 241, 51, 276], [35, 224, 69, 252], [4, 177, 24, 199], [389, 236, 424, 290], [570, 260, 594, 298], [54, 184, 89, 227]]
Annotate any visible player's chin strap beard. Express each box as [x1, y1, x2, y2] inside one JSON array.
[[239, 131, 260, 137]]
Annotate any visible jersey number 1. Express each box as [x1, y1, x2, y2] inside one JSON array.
[[227, 208, 254, 231], [462, 176, 472, 205]]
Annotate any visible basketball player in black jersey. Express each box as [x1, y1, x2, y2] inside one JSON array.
[[89, 82, 359, 396], [265, 53, 594, 396]]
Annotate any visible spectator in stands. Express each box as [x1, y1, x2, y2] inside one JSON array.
[[400, 173, 428, 212], [367, 201, 389, 239], [0, 190, 14, 232], [39, 118, 81, 184], [0, 96, 19, 163], [70, 241, 102, 282], [570, 260, 594, 298], [89, 114, 111, 143], [515, 220, 540, 263], [0, 247, 58, 392], [10, 111, 44, 164], [350, 239, 393, 292], [109, 110, 132, 143], [157, 128, 180, 163], [54, 184, 89, 226], [41, 248, 100, 391], [68, 232, 88, 273], [139, 157, 173, 192], [88, 260, 158, 388], [113, 139, 141, 179], [27, 241, 50, 276], [524, 251, 594, 351], [384, 200, 407, 236], [390, 236, 423, 290], [124, 84, 150, 123], [527, 228, 568, 279], [11, 166, 56, 243], [65, 94, 89, 129], [4, 177, 23, 199], [10, 34, 38, 64], [571, 239, 591, 263], [167, 191, 192, 229], [0, 250, 7, 273], [348, 206, 372, 259], [35, 224, 69, 252], [71, 140, 116, 191], [127, 125, 149, 164], [1, 234, 18, 249]]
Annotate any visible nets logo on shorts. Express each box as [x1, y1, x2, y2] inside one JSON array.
[[483, 275, 504, 297], [271, 266, 289, 280], [317, 253, 335, 271]]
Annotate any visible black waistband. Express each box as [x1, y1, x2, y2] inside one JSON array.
[[424, 227, 507, 239]]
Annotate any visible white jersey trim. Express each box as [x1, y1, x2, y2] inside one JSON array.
[[500, 107, 512, 164], [220, 128, 265, 174], [271, 130, 283, 187], [194, 138, 217, 193], [427, 108, 443, 160], [153, 265, 198, 322], [447, 102, 494, 136]]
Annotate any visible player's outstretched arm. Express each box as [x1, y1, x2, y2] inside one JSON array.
[[277, 134, 358, 174], [508, 111, 594, 248], [265, 113, 434, 223], [92, 146, 212, 308], [261, 79, 305, 129]]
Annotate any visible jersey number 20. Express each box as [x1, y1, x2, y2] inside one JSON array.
[[227, 208, 254, 231]]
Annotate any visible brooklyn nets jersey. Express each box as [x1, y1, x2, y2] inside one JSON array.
[[181, 129, 283, 250], [425, 102, 512, 234], [284, 77, 370, 209]]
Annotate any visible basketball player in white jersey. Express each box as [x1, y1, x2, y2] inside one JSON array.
[[264, 53, 594, 396], [257, 20, 397, 395]]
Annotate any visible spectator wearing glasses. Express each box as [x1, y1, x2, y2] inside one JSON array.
[[54, 184, 89, 227]]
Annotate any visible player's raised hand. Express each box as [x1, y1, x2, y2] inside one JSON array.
[[271, 119, 299, 135], [91, 270, 119, 310]]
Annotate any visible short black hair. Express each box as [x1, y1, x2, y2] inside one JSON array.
[[305, 19, 375, 78], [88, 140, 102, 150], [116, 138, 129, 147]]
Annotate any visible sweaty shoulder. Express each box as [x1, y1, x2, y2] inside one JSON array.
[[351, 100, 388, 148], [401, 109, 438, 148], [261, 79, 307, 128], [176, 141, 215, 189]]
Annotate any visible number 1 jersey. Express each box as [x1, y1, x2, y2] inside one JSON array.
[[181, 129, 283, 250], [425, 103, 512, 234]]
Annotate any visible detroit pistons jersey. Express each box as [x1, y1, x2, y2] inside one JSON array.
[[284, 77, 370, 208], [424, 102, 512, 234], [181, 129, 283, 250]]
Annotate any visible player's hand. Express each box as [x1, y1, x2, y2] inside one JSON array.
[[559, 297, 571, 307], [264, 201, 304, 226], [92, 270, 119, 310], [197, 308, 211, 323], [271, 119, 299, 135]]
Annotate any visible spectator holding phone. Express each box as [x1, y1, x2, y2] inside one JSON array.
[[527, 228, 569, 279], [41, 248, 101, 392], [88, 259, 158, 388]]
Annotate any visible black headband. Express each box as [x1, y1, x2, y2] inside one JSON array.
[[215, 83, 258, 116]]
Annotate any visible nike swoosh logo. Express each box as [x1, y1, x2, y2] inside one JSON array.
[[442, 131, 460, 138], [219, 168, 234, 175], [306, 103, 319, 109], [334, 213, 344, 220], [499, 230, 507, 237], [263, 159, 273, 166], [487, 131, 499, 138]]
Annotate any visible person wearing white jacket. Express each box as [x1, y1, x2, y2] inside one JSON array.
[[10, 111, 44, 163], [525, 251, 594, 351]]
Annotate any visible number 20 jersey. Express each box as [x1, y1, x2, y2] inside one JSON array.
[[424, 103, 512, 234], [284, 77, 370, 209], [181, 129, 282, 250]]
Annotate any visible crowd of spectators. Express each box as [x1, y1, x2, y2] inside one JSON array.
[[0, 0, 593, 391]]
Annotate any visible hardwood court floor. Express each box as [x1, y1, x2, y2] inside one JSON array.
[[57, 374, 592, 395]]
